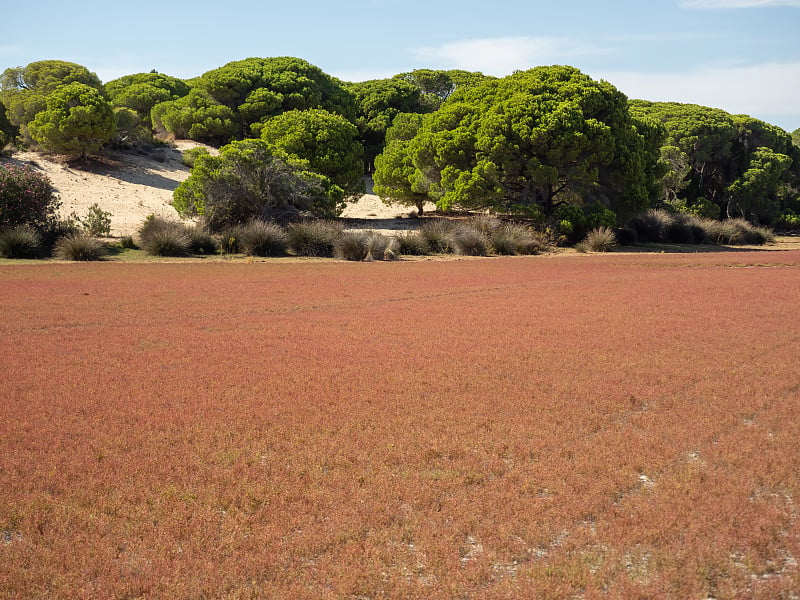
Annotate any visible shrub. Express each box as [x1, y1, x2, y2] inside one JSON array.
[[237, 220, 288, 257], [467, 215, 502, 236], [335, 231, 368, 261], [451, 225, 490, 256], [287, 220, 343, 257], [583, 227, 617, 252], [54, 233, 106, 261], [699, 218, 773, 245], [419, 220, 455, 253], [218, 226, 244, 254], [396, 230, 429, 256], [137, 216, 190, 256], [364, 231, 394, 260], [0, 225, 42, 258], [614, 227, 638, 246], [629, 209, 672, 242], [181, 146, 210, 168], [0, 164, 61, 231], [490, 223, 546, 255], [119, 235, 138, 249], [187, 227, 218, 255], [76, 203, 112, 237]]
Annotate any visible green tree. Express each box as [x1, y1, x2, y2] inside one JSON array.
[[792, 128, 800, 147], [375, 66, 661, 221], [187, 57, 356, 138], [0, 100, 13, 147], [395, 69, 491, 110], [630, 101, 799, 222], [151, 89, 237, 144], [173, 138, 344, 231], [347, 78, 428, 170], [726, 147, 792, 222], [0, 60, 103, 142], [27, 82, 115, 157], [373, 113, 430, 214], [260, 108, 364, 197], [105, 72, 190, 128]]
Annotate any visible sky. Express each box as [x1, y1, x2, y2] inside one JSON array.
[[1, 0, 798, 132]]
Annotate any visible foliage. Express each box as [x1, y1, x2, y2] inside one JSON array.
[[630, 101, 799, 224], [583, 226, 618, 252], [27, 83, 115, 156], [0, 225, 41, 258], [395, 230, 429, 255], [151, 88, 237, 144], [373, 113, 430, 214], [490, 222, 546, 255], [174, 139, 343, 231], [53, 232, 106, 260], [0, 163, 60, 230], [181, 57, 356, 139], [181, 146, 210, 167], [394, 69, 491, 111], [105, 72, 190, 129], [286, 220, 343, 257], [259, 108, 364, 196], [375, 66, 662, 222], [75, 203, 112, 236], [137, 215, 190, 256], [334, 230, 370, 261], [419, 219, 455, 253], [450, 224, 490, 256], [236, 220, 288, 256], [186, 227, 218, 255], [0, 99, 13, 148], [0, 60, 103, 142], [347, 78, 428, 169]]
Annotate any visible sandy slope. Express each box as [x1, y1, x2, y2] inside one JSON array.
[[1, 142, 423, 237]]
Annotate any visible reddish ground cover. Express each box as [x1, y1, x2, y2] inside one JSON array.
[[1, 251, 799, 599]]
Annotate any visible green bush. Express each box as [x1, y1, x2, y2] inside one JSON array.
[[76, 203, 112, 237], [0, 164, 60, 231], [287, 220, 343, 257], [181, 146, 210, 168], [0, 225, 42, 258], [490, 223, 546, 255], [237, 220, 288, 257], [583, 227, 618, 252], [54, 233, 106, 261], [629, 209, 672, 242], [218, 226, 244, 254]]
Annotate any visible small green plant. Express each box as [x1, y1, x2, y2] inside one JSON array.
[[218, 226, 243, 254], [76, 203, 112, 237], [583, 227, 618, 252], [137, 216, 190, 256], [54, 233, 106, 261], [119, 235, 138, 249], [237, 220, 288, 257], [0, 226, 42, 258], [181, 146, 210, 168]]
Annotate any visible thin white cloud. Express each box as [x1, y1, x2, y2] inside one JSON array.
[[680, 0, 800, 8], [412, 37, 608, 76], [600, 61, 800, 125]]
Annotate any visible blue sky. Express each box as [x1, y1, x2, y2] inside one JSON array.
[[2, 0, 798, 131]]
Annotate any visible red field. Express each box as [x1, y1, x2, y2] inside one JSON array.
[[1, 251, 799, 599]]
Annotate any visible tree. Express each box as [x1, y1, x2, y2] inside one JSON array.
[[27, 82, 115, 157], [373, 113, 430, 214], [629, 101, 799, 222], [0, 60, 103, 142], [259, 108, 364, 197], [395, 69, 491, 110], [793, 128, 800, 148], [173, 139, 344, 231], [151, 89, 237, 144], [726, 147, 792, 222], [375, 66, 661, 221], [0, 100, 13, 147], [347, 78, 428, 170], [105, 72, 190, 128], [185, 57, 357, 138]]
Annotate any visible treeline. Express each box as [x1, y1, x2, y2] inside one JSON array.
[[1, 57, 799, 233]]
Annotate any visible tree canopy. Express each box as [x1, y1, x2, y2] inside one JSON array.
[[375, 66, 662, 222], [151, 89, 238, 144], [259, 108, 364, 197], [630, 101, 798, 223], [394, 69, 491, 111], [173, 138, 345, 231], [27, 82, 115, 157], [0, 60, 104, 142], [105, 72, 190, 127]]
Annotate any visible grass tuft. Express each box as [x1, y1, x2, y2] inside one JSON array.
[[54, 233, 106, 261], [237, 220, 288, 257], [0, 226, 42, 259]]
